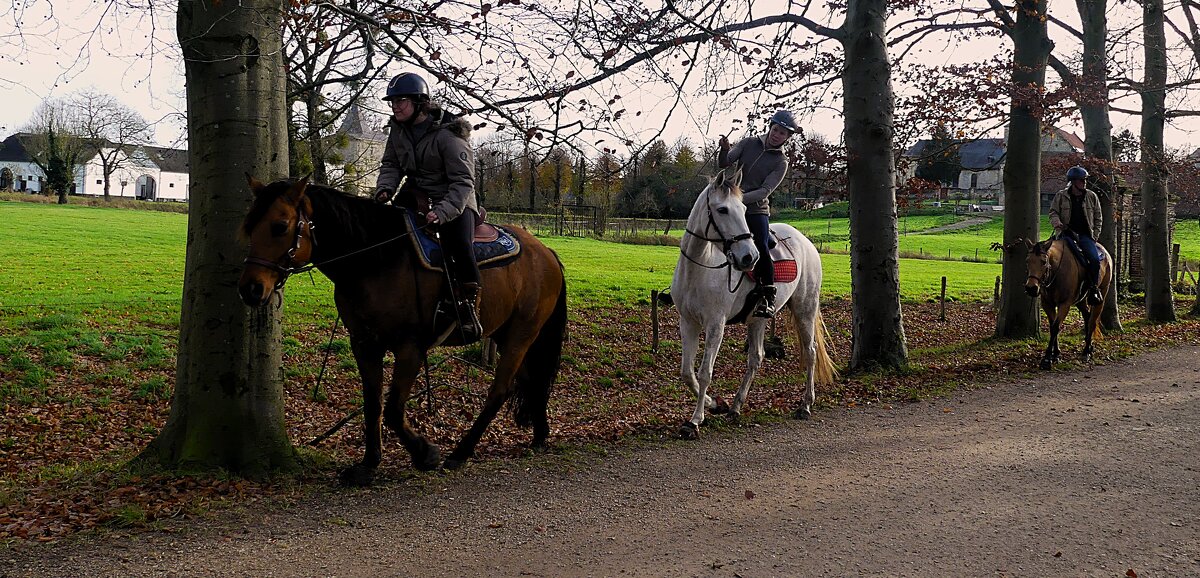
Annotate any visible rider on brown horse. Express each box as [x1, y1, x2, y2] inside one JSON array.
[[718, 109, 797, 317], [374, 72, 483, 340], [1049, 166, 1103, 306]]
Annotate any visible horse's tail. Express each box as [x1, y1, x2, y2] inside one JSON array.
[[806, 309, 839, 387], [512, 274, 568, 428]]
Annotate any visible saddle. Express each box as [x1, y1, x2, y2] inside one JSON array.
[[1059, 233, 1105, 269], [745, 230, 799, 284], [403, 209, 522, 272]]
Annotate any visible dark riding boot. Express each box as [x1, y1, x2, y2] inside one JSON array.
[[1086, 284, 1102, 306], [456, 282, 484, 341], [753, 284, 777, 318]]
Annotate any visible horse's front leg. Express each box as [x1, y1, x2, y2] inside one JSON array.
[[1039, 301, 1069, 370], [383, 344, 441, 472], [681, 318, 727, 440], [678, 315, 714, 411], [729, 319, 768, 418], [339, 336, 387, 487]]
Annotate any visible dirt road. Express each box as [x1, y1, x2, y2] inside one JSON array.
[[6, 346, 1199, 577]]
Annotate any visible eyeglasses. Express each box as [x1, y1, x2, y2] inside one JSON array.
[[390, 97, 414, 106]]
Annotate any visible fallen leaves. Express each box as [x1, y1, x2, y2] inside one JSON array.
[[1, 300, 1198, 543]]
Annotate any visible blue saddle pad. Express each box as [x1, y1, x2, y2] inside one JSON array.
[[404, 210, 521, 272]]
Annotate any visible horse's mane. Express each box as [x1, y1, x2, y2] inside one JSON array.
[[243, 180, 407, 247]]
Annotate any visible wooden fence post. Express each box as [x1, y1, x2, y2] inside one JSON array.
[[1171, 243, 1181, 283], [652, 289, 662, 352], [940, 276, 947, 321]]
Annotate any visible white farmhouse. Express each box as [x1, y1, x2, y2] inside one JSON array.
[[0, 133, 189, 201]]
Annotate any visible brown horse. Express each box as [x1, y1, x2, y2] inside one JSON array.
[[237, 177, 567, 485], [1021, 237, 1112, 369]]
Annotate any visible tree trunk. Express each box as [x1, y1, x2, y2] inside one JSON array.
[[1140, 0, 1177, 321], [842, 0, 908, 371], [1076, 0, 1121, 331], [306, 92, 329, 185], [139, 0, 299, 476], [995, 0, 1049, 339]]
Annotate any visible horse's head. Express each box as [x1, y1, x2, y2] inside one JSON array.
[[1023, 238, 1055, 297], [695, 168, 758, 271], [238, 175, 316, 307]]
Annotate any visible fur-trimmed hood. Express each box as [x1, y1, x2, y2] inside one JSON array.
[[429, 106, 472, 141]]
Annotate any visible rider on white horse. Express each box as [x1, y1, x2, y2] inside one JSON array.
[[718, 110, 798, 317]]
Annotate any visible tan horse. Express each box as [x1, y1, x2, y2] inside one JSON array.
[[1022, 237, 1113, 369], [238, 177, 567, 485]]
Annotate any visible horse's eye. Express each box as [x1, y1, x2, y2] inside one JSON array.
[[270, 222, 288, 237], [716, 207, 729, 215]]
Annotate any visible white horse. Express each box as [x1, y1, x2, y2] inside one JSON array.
[[671, 168, 838, 439]]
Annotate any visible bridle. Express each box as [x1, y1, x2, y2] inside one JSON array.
[[1027, 248, 1056, 290], [243, 204, 317, 290], [680, 190, 754, 270]]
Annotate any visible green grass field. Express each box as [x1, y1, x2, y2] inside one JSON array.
[[3, 201, 1197, 325]]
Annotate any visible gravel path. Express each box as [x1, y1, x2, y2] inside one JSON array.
[[5, 346, 1199, 577]]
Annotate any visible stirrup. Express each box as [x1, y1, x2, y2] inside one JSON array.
[[752, 285, 776, 318], [456, 300, 483, 340]]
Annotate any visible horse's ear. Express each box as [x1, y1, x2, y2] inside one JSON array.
[[1022, 238, 1034, 252], [246, 173, 267, 196], [714, 168, 726, 188], [286, 174, 311, 204], [729, 166, 743, 189]]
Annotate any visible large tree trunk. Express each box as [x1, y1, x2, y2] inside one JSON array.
[[995, 0, 1049, 339], [306, 91, 330, 185], [139, 0, 299, 476], [1076, 0, 1121, 331], [1140, 0, 1176, 321], [842, 0, 908, 371]]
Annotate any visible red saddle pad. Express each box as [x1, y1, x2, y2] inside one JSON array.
[[746, 260, 797, 284]]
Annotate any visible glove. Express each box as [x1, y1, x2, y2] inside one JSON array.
[[374, 188, 393, 204], [719, 135, 731, 151]]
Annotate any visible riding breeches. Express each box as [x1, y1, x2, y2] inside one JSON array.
[[438, 209, 481, 287], [1067, 231, 1102, 288], [747, 213, 773, 284]]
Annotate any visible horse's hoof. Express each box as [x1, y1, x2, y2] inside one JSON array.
[[678, 421, 700, 440], [413, 447, 441, 472], [710, 397, 731, 415], [1039, 358, 1053, 370], [443, 457, 468, 471], [1081, 354, 1092, 364], [338, 464, 375, 487], [794, 406, 812, 420]]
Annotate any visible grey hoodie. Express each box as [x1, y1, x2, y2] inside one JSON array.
[[376, 107, 478, 223], [718, 134, 788, 215]]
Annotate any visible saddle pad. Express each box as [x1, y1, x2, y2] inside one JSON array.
[[405, 210, 522, 272], [746, 260, 798, 284]]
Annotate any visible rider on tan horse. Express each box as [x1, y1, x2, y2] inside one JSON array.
[[1049, 165, 1104, 306]]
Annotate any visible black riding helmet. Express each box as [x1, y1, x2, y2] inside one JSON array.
[[383, 72, 430, 102]]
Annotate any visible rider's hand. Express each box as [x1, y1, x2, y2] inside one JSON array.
[[719, 135, 731, 151], [374, 188, 393, 204], [425, 211, 440, 225]]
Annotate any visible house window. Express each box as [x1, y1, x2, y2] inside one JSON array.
[[169, 183, 174, 188], [96, 180, 102, 185], [970, 173, 979, 189]]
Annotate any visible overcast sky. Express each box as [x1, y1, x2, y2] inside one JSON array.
[[1, 1, 1197, 153]]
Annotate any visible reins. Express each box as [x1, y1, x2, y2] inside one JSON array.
[[679, 192, 754, 294]]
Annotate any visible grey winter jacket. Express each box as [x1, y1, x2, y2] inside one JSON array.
[[718, 134, 787, 215], [376, 107, 478, 223]]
